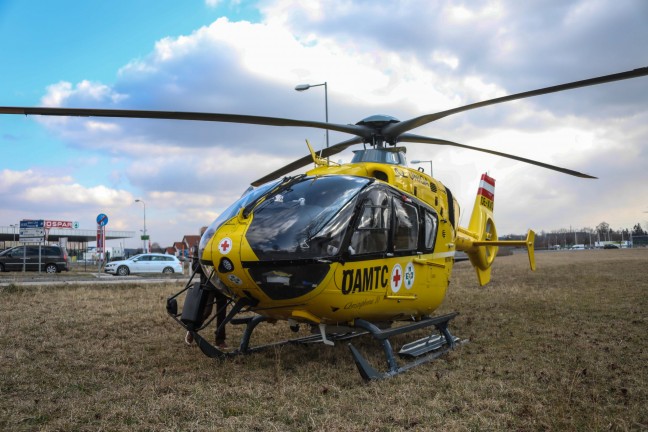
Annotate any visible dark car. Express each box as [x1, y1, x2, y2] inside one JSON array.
[[0, 245, 71, 273], [603, 244, 619, 249]]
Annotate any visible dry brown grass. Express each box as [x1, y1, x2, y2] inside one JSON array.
[[1, 249, 646, 431]]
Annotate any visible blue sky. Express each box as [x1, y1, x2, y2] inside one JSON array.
[[1, 0, 647, 247], [0, 1, 257, 170]]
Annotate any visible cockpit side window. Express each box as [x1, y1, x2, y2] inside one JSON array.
[[346, 186, 439, 258], [393, 199, 419, 251], [350, 149, 407, 165], [423, 210, 438, 251], [349, 189, 391, 255]]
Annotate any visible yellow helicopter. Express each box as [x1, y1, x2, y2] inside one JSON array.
[[1, 66, 646, 380]]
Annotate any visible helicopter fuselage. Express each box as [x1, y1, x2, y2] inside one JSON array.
[[199, 161, 460, 325]]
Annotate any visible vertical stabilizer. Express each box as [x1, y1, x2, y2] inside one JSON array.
[[456, 173, 499, 285]]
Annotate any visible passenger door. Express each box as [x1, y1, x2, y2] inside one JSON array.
[[412, 209, 440, 289], [5, 246, 27, 271], [26, 246, 42, 271], [149, 255, 166, 272], [132, 255, 153, 273]]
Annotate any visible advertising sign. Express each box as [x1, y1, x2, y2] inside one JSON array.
[[45, 220, 74, 229]]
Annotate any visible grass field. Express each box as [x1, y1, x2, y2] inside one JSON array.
[[1, 249, 646, 431]]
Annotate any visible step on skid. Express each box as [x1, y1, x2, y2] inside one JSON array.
[[348, 312, 464, 380]]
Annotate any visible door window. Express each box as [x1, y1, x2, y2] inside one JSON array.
[[393, 200, 419, 251], [423, 210, 438, 251], [26, 246, 41, 257], [349, 189, 391, 255], [9, 247, 25, 257]]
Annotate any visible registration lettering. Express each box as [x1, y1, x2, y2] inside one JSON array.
[[341, 265, 389, 295], [480, 196, 494, 211]]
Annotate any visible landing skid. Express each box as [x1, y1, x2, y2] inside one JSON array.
[[348, 312, 464, 380], [167, 281, 463, 380]]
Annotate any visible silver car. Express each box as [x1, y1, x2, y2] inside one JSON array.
[[105, 253, 183, 276]]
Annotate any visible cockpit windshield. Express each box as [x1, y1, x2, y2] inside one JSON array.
[[246, 176, 371, 260], [198, 178, 282, 259]]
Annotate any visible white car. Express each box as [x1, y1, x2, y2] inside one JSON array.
[[105, 253, 183, 276]]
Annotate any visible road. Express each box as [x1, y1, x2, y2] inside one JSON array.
[[0, 271, 190, 287]]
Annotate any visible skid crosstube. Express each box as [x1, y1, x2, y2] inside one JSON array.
[[348, 312, 461, 381]]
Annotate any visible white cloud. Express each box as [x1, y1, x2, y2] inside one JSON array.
[[41, 80, 127, 107], [0, 169, 133, 208], [85, 120, 120, 132], [25, 183, 130, 206]]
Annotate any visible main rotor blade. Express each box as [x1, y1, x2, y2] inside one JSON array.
[[384, 66, 648, 138], [0, 106, 371, 138], [251, 136, 363, 186], [398, 133, 597, 178]]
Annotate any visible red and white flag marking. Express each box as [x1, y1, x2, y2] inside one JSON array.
[[477, 173, 496, 201]]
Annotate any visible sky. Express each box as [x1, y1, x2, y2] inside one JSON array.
[[1, 0, 647, 248]]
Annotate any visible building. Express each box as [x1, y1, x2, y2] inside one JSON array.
[[0, 225, 135, 257]]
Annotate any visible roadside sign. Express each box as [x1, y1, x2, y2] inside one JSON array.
[[97, 226, 104, 252], [96, 213, 109, 227], [20, 227, 45, 242], [20, 228, 44, 236], [20, 219, 44, 229]]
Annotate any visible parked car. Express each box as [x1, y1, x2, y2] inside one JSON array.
[[104, 253, 183, 276], [0, 245, 71, 273], [603, 244, 619, 249]]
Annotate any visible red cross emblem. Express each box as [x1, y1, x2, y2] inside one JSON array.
[[390, 263, 403, 293], [219, 237, 232, 255]]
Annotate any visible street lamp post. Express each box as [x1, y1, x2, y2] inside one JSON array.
[[295, 82, 329, 150], [9, 224, 17, 245], [135, 199, 147, 253], [411, 159, 433, 176]]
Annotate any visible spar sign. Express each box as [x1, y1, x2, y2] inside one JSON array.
[[45, 220, 78, 229]]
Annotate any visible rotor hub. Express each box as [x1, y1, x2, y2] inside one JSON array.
[[356, 115, 400, 147]]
